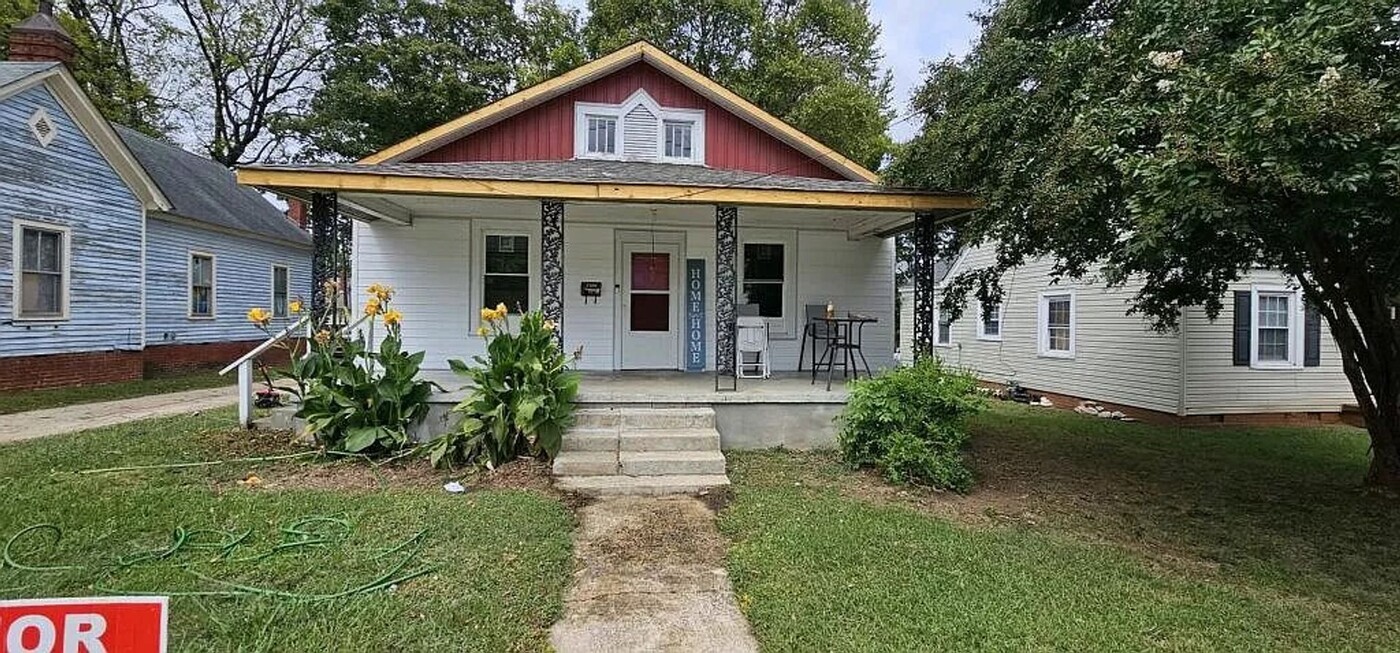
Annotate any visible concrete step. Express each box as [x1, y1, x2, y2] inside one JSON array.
[[574, 406, 716, 430], [619, 428, 720, 452], [620, 451, 727, 476], [552, 451, 620, 476], [555, 474, 731, 497], [561, 428, 619, 453]]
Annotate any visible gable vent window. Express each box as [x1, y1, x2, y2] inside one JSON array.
[[585, 115, 617, 155], [28, 109, 57, 148], [664, 121, 694, 160], [623, 104, 658, 161]]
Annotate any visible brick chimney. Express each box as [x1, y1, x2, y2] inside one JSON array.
[[7, 1, 75, 65]]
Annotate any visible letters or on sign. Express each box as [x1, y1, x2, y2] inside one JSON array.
[[685, 259, 706, 372], [1, 597, 167, 653]]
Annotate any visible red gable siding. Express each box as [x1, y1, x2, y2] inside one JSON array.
[[411, 62, 846, 180]]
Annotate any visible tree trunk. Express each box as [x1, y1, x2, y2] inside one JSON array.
[[1314, 288, 1400, 489]]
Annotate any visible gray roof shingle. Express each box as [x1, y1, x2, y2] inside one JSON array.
[[115, 126, 310, 246], [0, 61, 57, 88], [246, 159, 944, 196]]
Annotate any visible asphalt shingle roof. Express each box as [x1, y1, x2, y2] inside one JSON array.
[[0, 61, 57, 88], [246, 159, 942, 196], [115, 126, 310, 246]]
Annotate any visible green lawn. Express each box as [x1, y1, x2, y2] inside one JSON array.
[[0, 370, 234, 415], [0, 409, 574, 652], [721, 403, 1400, 652]]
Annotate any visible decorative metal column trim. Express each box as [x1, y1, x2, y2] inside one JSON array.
[[911, 211, 937, 360], [715, 205, 738, 391], [310, 192, 351, 329], [541, 200, 565, 349]]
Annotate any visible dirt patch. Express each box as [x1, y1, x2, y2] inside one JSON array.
[[580, 497, 726, 568], [200, 427, 305, 459], [698, 486, 734, 513]]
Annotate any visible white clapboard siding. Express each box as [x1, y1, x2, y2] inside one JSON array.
[[623, 104, 658, 161], [353, 213, 895, 373], [0, 85, 146, 356], [1181, 271, 1354, 414]]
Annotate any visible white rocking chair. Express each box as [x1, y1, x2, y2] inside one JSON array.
[[736, 316, 771, 379]]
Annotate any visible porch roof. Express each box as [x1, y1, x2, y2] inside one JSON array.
[[237, 159, 978, 221]]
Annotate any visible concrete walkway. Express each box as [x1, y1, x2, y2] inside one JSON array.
[[0, 386, 238, 444], [550, 496, 759, 653]]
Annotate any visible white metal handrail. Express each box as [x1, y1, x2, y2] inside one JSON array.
[[220, 315, 310, 376], [224, 312, 375, 427]]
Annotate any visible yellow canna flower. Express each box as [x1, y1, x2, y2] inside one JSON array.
[[476, 325, 490, 338], [364, 297, 381, 317], [480, 307, 496, 322], [495, 302, 508, 316], [543, 319, 556, 332], [246, 307, 271, 326], [314, 329, 332, 346], [383, 309, 402, 327], [289, 299, 303, 315]]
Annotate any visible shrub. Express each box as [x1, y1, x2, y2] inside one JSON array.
[[425, 306, 578, 469], [290, 283, 437, 454], [837, 358, 985, 492]]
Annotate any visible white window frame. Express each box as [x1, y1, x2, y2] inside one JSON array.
[[1037, 290, 1076, 358], [270, 263, 290, 318], [975, 300, 1003, 341], [933, 290, 953, 347], [12, 219, 71, 321], [657, 110, 705, 164], [1250, 285, 1304, 369], [472, 223, 539, 320], [739, 229, 797, 338], [575, 103, 623, 160], [188, 251, 216, 320]]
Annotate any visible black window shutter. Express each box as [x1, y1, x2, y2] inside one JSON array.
[[1232, 291, 1251, 366], [1304, 304, 1322, 367]]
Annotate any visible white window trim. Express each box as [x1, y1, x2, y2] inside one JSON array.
[[1037, 289, 1076, 359], [739, 229, 797, 339], [573, 90, 706, 164], [188, 250, 216, 320], [11, 219, 71, 322], [270, 263, 290, 318], [471, 222, 540, 323], [1249, 285, 1304, 369], [975, 300, 1004, 341]]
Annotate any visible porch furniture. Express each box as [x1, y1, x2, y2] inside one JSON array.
[[811, 313, 878, 391], [736, 316, 771, 379], [798, 304, 838, 371]]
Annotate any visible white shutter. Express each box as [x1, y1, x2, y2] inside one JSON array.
[[623, 104, 658, 161]]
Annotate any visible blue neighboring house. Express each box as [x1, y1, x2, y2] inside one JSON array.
[[0, 11, 310, 391]]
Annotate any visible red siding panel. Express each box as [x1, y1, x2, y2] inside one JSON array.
[[412, 62, 845, 180]]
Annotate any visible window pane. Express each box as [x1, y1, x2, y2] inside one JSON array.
[[484, 274, 529, 312], [1048, 326, 1070, 351], [273, 267, 289, 317], [485, 235, 529, 274], [22, 229, 39, 269], [588, 116, 616, 154], [191, 287, 211, 316], [1048, 297, 1071, 328], [192, 256, 212, 286], [21, 272, 60, 314], [1258, 327, 1289, 361], [1258, 295, 1289, 328], [631, 253, 670, 291], [743, 244, 784, 281], [630, 293, 670, 332], [937, 315, 952, 344], [743, 282, 783, 318], [665, 121, 692, 158], [982, 302, 1001, 335]]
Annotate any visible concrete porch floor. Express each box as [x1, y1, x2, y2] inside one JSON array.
[[420, 370, 852, 405]]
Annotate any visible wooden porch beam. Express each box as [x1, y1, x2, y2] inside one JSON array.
[[237, 168, 980, 213]]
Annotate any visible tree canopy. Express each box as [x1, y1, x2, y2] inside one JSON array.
[[893, 0, 1400, 485]]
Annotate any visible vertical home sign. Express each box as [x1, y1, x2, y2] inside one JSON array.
[[685, 259, 706, 371]]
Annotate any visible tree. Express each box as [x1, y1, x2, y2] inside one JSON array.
[[517, 0, 586, 88], [892, 0, 1400, 486], [0, 0, 165, 134], [583, 0, 893, 170], [171, 0, 324, 165]]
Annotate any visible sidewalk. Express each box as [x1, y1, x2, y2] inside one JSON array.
[[0, 385, 238, 444]]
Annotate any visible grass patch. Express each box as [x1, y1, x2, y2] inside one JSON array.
[[721, 403, 1400, 651], [0, 370, 234, 415], [0, 409, 575, 652]]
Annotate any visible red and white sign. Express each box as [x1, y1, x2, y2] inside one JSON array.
[[1, 597, 167, 653]]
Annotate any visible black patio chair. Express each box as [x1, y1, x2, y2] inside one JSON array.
[[797, 304, 836, 372]]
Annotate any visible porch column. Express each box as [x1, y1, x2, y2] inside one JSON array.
[[541, 200, 565, 348], [715, 205, 738, 391], [310, 191, 352, 328], [911, 210, 937, 360]]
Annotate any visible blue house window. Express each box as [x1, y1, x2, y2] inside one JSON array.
[[16, 222, 68, 320], [190, 253, 215, 318], [272, 264, 290, 317]]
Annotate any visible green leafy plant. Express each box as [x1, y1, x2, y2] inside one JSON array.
[[294, 283, 438, 455], [837, 358, 985, 492], [426, 306, 579, 469]]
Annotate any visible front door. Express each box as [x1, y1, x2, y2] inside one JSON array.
[[620, 241, 681, 369]]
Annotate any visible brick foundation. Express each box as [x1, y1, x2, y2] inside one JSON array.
[[1, 341, 298, 392], [981, 381, 1346, 428]]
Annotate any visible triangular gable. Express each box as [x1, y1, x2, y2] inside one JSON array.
[[359, 41, 878, 183], [0, 65, 170, 211]]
